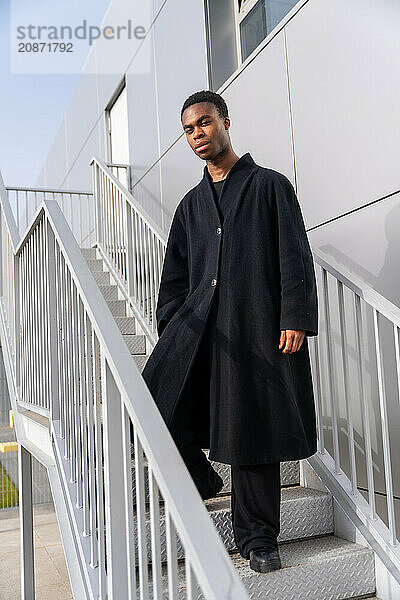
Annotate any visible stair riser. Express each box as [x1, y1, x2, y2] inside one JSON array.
[[123, 335, 146, 354], [133, 354, 148, 372], [92, 271, 111, 285], [131, 460, 299, 504], [106, 300, 127, 316], [115, 317, 136, 334], [86, 259, 105, 271], [99, 286, 119, 301], [206, 459, 299, 493], [81, 248, 97, 260]]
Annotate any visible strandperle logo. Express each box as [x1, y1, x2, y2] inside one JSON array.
[[16, 19, 147, 46]]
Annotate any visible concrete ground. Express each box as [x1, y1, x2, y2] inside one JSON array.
[[0, 503, 72, 599]]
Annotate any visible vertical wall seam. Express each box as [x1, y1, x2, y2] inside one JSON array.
[[152, 0, 164, 232], [283, 26, 298, 195], [64, 116, 69, 190], [202, 0, 213, 90]]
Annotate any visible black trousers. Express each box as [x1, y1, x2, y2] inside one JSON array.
[[169, 391, 281, 559]]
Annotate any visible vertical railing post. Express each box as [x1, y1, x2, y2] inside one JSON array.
[[322, 268, 341, 473], [125, 199, 135, 300], [373, 308, 397, 545], [0, 208, 3, 298], [101, 353, 129, 599], [13, 252, 21, 392], [19, 444, 35, 600], [92, 162, 101, 249], [354, 293, 376, 518], [46, 217, 60, 422], [127, 165, 132, 193]]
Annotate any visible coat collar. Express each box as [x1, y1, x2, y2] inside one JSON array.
[[200, 152, 258, 224], [202, 152, 256, 186]]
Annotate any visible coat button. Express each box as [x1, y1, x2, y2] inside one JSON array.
[[216, 227, 222, 235], [211, 278, 217, 286]]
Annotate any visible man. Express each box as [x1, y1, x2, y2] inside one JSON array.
[[142, 90, 318, 573]]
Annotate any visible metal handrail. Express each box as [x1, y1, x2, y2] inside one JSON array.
[[92, 157, 166, 242], [91, 157, 167, 344], [314, 248, 400, 328], [6, 184, 95, 247], [6, 185, 92, 195], [0, 169, 249, 598]]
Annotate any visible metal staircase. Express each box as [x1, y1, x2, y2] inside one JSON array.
[[81, 243, 378, 600], [2, 158, 399, 598]]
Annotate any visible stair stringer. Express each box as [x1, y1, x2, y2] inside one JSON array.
[[48, 423, 99, 600]]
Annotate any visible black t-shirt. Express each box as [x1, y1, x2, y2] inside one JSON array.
[[212, 178, 226, 222], [212, 179, 225, 201], [213, 179, 225, 200]]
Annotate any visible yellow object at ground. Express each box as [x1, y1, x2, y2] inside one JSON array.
[[0, 441, 18, 453]]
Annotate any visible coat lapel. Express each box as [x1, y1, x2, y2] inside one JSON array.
[[200, 152, 259, 224]]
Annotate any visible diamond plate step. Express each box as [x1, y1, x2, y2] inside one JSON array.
[[92, 270, 111, 285], [123, 334, 146, 354], [231, 535, 375, 600], [106, 299, 127, 316], [81, 248, 97, 260], [98, 284, 119, 301], [140, 536, 375, 600], [85, 258, 105, 272], [204, 454, 299, 492], [115, 316, 136, 334], [131, 456, 299, 503], [133, 355, 149, 372], [131, 486, 334, 564]]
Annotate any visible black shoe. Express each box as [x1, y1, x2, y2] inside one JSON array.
[[249, 548, 282, 573], [200, 471, 224, 500]]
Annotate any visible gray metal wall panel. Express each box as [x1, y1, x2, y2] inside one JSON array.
[[131, 162, 162, 228], [64, 75, 99, 174], [285, 0, 400, 228], [159, 136, 204, 233], [153, 0, 209, 156], [308, 193, 400, 307], [222, 31, 295, 195], [63, 122, 105, 190], [126, 27, 159, 179], [39, 119, 68, 189]]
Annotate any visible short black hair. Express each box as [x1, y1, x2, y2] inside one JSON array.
[[181, 90, 229, 121]]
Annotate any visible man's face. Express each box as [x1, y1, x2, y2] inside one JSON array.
[[181, 102, 230, 160]]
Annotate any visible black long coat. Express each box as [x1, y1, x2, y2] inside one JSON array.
[[142, 152, 319, 465]]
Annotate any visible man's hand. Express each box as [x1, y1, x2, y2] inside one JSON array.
[[279, 329, 305, 354]]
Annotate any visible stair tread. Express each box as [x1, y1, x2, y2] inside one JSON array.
[[231, 534, 372, 569], [137, 485, 330, 519], [203, 485, 330, 512]]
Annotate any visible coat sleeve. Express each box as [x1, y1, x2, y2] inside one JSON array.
[[155, 204, 189, 338], [273, 174, 318, 337]]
